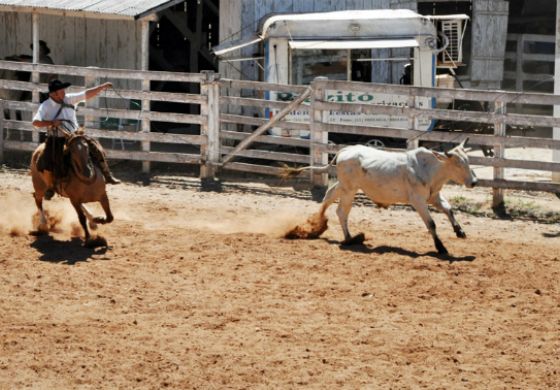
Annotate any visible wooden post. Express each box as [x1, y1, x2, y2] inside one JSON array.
[[310, 76, 328, 187], [515, 34, 524, 92], [0, 100, 4, 163], [200, 71, 221, 179], [493, 100, 506, 208], [84, 71, 99, 129], [553, 1, 560, 183], [31, 13, 40, 144], [407, 94, 419, 149], [140, 19, 151, 174], [515, 34, 524, 112]]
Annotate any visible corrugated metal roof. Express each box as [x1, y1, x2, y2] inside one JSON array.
[[0, 0, 183, 19]]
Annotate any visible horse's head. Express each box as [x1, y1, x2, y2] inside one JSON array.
[[66, 134, 95, 181]]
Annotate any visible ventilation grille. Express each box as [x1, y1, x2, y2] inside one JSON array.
[[439, 19, 465, 66]]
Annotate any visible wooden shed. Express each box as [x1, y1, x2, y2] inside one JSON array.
[[0, 1, 189, 72]]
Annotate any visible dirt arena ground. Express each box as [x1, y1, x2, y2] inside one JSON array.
[[1, 167, 559, 389]]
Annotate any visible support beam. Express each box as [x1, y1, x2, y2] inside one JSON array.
[[31, 13, 40, 143], [554, 1, 560, 183], [141, 19, 151, 174], [493, 100, 506, 208]]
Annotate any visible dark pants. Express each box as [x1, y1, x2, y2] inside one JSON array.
[[37, 136, 66, 179]]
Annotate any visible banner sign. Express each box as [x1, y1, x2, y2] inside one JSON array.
[[267, 90, 433, 138]]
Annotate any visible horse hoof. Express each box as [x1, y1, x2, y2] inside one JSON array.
[[44, 189, 55, 200], [84, 236, 107, 248], [93, 217, 106, 224]]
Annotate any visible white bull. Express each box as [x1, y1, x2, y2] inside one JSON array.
[[294, 139, 477, 254]]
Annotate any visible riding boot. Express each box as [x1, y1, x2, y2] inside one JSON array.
[[100, 160, 121, 184]]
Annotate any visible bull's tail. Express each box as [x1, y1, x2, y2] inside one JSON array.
[[280, 153, 338, 179]]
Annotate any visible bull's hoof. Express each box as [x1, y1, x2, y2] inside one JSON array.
[[434, 236, 448, 255], [341, 233, 365, 246], [435, 242, 449, 255], [455, 229, 467, 239]]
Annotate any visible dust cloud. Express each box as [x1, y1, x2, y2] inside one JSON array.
[[0, 193, 78, 238]]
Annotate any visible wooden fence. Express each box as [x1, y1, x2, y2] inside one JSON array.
[[0, 59, 211, 174], [1, 60, 560, 208]]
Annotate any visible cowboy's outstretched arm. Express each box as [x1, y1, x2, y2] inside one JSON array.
[[85, 82, 112, 100]]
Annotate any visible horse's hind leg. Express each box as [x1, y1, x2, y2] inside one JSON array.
[[93, 193, 114, 224]]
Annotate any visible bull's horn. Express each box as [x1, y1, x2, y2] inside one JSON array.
[[460, 137, 470, 148]]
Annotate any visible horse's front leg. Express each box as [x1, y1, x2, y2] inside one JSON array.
[[71, 200, 90, 241], [93, 193, 114, 224], [33, 192, 49, 233]]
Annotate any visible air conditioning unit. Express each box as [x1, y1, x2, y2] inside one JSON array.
[[428, 15, 469, 68]]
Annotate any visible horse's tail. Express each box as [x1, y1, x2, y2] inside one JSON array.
[[279, 152, 338, 179]]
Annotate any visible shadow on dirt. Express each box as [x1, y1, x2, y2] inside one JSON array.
[[542, 231, 560, 238], [328, 240, 476, 262], [30, 235, 108, 265]]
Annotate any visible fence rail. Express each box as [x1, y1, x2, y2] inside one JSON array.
[[1, 61, 560, 207]]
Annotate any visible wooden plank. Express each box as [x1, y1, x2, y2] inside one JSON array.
[[469, 156, 560, 172], [222, 161, 284, 176], [0, 5, 150, 21], [218, 0, 242, 79], [87, 129, 205, 145], [220, 113, 310, 131], [200, 71, 220, 178], [317, 122, 560, 149], [221, 130, 310, 148], [220, 78, 309, 94], [0, 60, 206, 82], [477, 179, 560, 193], [105, 149, 201, 164], [315, 78, 560, 105], [312, 100, 560, 128], [493, 101, 506, 206], [221, 145, 309, 164], [220, 95, 294, 110], [310, 78, 328, 186], [0, 78, 205, 104], [293, 0, 315, 12], [0, 100, 4, 162]]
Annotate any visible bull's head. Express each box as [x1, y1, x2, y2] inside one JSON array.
[[442, 138, 478, 188]]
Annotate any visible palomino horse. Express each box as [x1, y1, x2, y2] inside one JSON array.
[[30, 132, 114, 246]]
